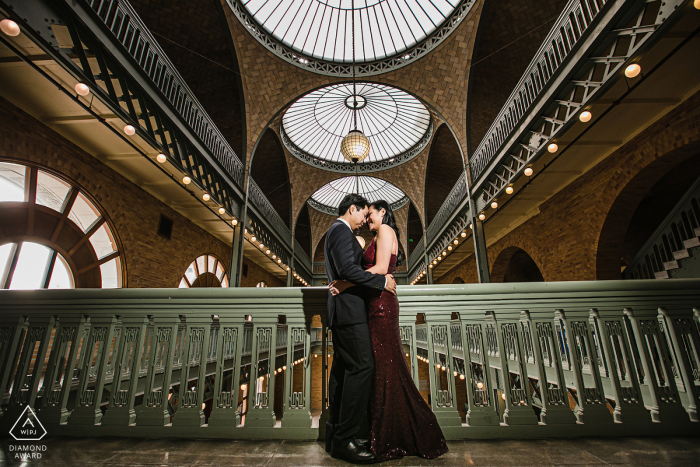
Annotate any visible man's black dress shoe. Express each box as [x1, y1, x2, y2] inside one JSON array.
[[330, 440, 377, 464]]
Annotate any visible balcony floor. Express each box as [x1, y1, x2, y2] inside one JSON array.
[[1, 436, 699, 466]]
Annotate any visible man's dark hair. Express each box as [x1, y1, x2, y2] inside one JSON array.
[[338, 194, 368, 217]]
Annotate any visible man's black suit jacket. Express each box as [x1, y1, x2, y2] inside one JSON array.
[[325, 220, 385, 327]]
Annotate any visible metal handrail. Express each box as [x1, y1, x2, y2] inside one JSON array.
[[469, 0, 609, 181], [85, 0, 245, 186], [248, 178, 292, 244], [426, 172, 467, 243]]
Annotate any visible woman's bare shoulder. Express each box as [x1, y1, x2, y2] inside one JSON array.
[[377, 224, 394, 236]]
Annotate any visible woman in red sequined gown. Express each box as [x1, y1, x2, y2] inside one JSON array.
[[330, 200, 448, 462]]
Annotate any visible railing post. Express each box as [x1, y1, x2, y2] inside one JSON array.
[[208, 314, 245, 428], [459, 316, 499, 426], [136, 314, 181, 426], [172, 314, 213, 427], [69, 315, 118, 425], [102, 315, 149, 426], [470, 213, 490, 283], [425, 314, 463, 428], [555, 309, 612, 424], [281, 312, 312, 428], [40, 314, 89, 425], [520, 311, 575, 425], [3, 315, 55, 423], [590, 309, 650, 424], [319, 316, 331, 439], [398, 315, 419, 388], [0, 315, 28, 417], [244, 315, 278, 429], [658, 307, 700, 422], [229, 221, 244, 287], [624, 307, 689, 423], [488, 312, 537, 425]]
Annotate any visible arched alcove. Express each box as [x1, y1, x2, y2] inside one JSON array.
[[250, 129, 292, 227], [314, 233, 327, 264], [294, 204, 312, 259], [407, 201, 424, 256], [491, 247, 544, 283], [425, 124, 464, 227], [452, 277, 465, 284], [597, 150, 700, 279]]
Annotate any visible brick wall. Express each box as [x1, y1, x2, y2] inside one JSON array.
[[438, 89, 700, 283], [240, 257, 285, 288], [0, 96, 232, 288]]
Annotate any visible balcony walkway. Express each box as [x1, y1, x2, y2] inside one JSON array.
[[1, 436, 699, 466]]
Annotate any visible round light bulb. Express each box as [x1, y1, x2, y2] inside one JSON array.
[[479, 212, 486, 221], [429, 264, 433, 269], [75, 83, 90, 96], [448, 245, 452, 251], [157, 153, 167, 163], [454, 239, 459, 245], [251, 236, 256, 242], [460, 374, 465, 380], [441, 365, 446, 371], [240, 384, 246, 390], [625, 63, 641, 78], [453, 371, 458, 377], [274, 370, 277, 375], [505, 186, 514, 194], [259, 376, 264, 381], [272, 254, 276, 259], [0, 19, 20, 37], [277, 258, 282, 263], [442, 251, 447, 256], [502, 393, 506, 401], [182, 176, 191, 184], [491, 201, 498, 209], [461, 231, 467, 237], [266, 249, 270, 255], [124, 125, 136, 135], [231, 218, 238, 226], [477, 381, 484, 389], [437, 256, 441, 261], [218, 207, 225, 214], [579, 111, 592, 123], [283, 365, 287, 370], [286, 266, 290, 271], [202, 193, 210, 201], [469, 224, 473, 230], [696, 0, 700, 9], [548, 143, 558, 153], [259, 243, 264, 248], [524, 167, 534, 177]]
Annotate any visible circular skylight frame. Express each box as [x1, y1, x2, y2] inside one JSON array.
[[282, 82, 433, 172], [309, 175, 409, 216], [226, 0, 476, 77]]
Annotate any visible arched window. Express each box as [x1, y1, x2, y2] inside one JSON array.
[[179, 254, 229, 288], [0, 161, 123, 289]]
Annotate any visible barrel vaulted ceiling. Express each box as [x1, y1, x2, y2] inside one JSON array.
[[128, 0, 572, 251]]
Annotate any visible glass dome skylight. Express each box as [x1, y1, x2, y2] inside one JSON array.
[[282, 82, 430, 166], [240, 0, 461, 63], [309, 176, 409, 215]]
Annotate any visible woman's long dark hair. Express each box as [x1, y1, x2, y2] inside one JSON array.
[[369, 200, 404, 266]]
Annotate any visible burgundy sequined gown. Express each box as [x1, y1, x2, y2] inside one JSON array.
[[362, 238, 448, 462]]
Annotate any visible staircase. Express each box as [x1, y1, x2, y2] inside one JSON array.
[[624, 176, 700, 280]]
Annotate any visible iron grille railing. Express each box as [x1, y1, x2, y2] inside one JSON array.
[[294, 240, 312, 271], [247, 178, 292, 245], [408, 241, 426, 271], [624, 176, 700, 280], [426, 172, 467, 243], [86, 0, 245, 186], [469, 0, 610, 182]]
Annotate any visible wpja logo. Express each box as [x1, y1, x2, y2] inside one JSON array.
[[7, 406, 47, 460]]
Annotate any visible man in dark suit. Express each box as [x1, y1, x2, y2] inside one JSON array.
[[324, 194, 396, 464]]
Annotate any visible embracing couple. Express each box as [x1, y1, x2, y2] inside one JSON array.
[[324, 194, 448, 464]]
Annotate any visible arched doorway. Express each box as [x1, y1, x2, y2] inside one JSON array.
[[491, 247, 544, 283]]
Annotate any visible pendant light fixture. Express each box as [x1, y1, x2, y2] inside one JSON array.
[[339, 1, 368, 250]]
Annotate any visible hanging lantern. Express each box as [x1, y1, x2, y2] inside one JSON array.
[[341, 130, 370, 163]]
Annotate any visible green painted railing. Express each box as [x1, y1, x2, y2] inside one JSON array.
[[0, 280, 699, 440]]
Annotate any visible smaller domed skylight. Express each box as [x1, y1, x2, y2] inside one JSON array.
[[309, 176, 408, 215]]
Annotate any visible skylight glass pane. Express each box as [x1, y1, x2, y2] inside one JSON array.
[[48, 253, 74, 289], [0, 162, 26, 202], [311, 176, 408, 212], [241, 0, 459, 62], [9, 242, 50, 290], [68, 192, 100, 233], [89, 223, 117, 260], [36, 171, 71, 213], [283, 82, 430, 164], [100, 257, 120, 288]]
